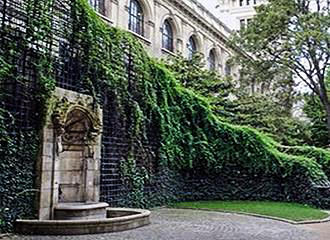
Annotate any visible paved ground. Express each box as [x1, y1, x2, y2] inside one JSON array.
[[299, 222, 330, 240], [5, 208, 324, 240]]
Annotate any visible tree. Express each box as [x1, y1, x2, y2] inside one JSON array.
[[232, 0, 330, 143], [303, 70, 330, 147], [163, 53, 234, 117], [303, 93, 328, 147], [223, 91, 311, 145], [163, 53, 310, 145]]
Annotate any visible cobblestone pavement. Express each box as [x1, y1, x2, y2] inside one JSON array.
[[299, 222, 330, 240], [6, 208, 320, 240]]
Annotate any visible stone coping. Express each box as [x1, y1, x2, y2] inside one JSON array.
[[0, 233, 11, 239], [15, 208, 151, 235], [55, 202, 109, 211], [173, 207, 330, 225]]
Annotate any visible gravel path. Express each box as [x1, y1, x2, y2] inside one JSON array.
[[5, 208, 320, 240]]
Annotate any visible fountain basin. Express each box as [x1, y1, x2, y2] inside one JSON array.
[[15, 208, 151, 235], [54, 202, 109, 220]]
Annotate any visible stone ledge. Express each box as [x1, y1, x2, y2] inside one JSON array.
[[173, 207, 330, 225], [14, 208, 151, 235], [55, 202, 109, 211]]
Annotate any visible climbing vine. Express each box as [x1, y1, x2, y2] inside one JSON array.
[[1, 0, 330, 233]]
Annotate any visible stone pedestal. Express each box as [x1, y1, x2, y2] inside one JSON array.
[[36, 87, 103, 220]]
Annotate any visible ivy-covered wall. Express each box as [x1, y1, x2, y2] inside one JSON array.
[[1, 0, 330, 233]]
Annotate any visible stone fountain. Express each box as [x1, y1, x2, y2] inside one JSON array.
[[15, 88, 150, 235]]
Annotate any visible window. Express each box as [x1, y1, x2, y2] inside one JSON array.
[[240, 19, 245, 29], [129, 0, 144, 36], [89, 0, 99, 11], [246, 0, 250, 5], [162, 20, 174, 52], [208, 49, 216, 70], [225, 63, 232, 76], [240, 19, 252, 30], [187, 36, 197, 60], [239, 0, 244, 6], [254, 0, 257, 4]]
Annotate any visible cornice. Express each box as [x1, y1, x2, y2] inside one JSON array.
[[162, 0, 250, 58], [162, 0, 231, 47]]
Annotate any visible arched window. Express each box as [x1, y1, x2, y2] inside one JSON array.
[[208, 49, 216, 70], [162, 20, 174, 52], [225, 63, 232, 76], [89, 0, 99, 11], [129, 0, 144, 36], [187, 36, 197, 60]]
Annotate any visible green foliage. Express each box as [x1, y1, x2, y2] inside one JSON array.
[[1, 0, 330, 232], [163, 49, 307, 146], [226, 94, 311, 145], [0, 109, 39, 232], [303, 95, 328, 147], [49, 3, 329, 188], [232, 0, 330, 136], [163, 53, 232, 95], [163, 53, 234, 117], [303, 70, 330, 147], [0, 0, 55, 232], [0, 55, 11, 81], [280, 145, 330, 178], [120, 153, 150, 208]]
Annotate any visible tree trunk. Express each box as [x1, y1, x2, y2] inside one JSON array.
[[316, 74, 330, 146], [325, 103, 330, 146]]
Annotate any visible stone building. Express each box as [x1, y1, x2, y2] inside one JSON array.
[[216, 0, 267, 31], [88, 0, 238, 76]]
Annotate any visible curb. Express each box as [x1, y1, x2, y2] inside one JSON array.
[[0, 234, 11, 239], [173, 207, 330, 225]]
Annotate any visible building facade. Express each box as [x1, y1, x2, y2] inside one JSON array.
[[216, 0, 267, 30], [89, 0, 238, 76]]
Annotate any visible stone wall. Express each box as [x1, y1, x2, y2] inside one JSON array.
[[98, 0, 238, 77]]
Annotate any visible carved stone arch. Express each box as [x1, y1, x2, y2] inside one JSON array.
[[207, 45, 221, 71], [62, 106, 101, 147], [52, 98, 102, 147], [222, 49, 233, 76], [126, 0, 154, 21], [187, 31, 203, 52], [160, 14, 181, 39], [187, 31, 203, 49]]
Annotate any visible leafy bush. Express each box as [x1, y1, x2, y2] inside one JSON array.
[[225, 94, 312, 146], [280, 145, 330, 178], [1, 0, 330, 233], [303, 94, 329, 147]]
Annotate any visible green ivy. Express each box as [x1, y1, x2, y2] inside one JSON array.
[[1, 0, 330, 233]]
